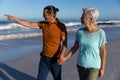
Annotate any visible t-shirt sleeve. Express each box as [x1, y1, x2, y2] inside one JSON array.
[[99, 30, 107, 47], [37, 21, 44, 29], [75, 30, 79, 41], [60, 24, 67, 36]]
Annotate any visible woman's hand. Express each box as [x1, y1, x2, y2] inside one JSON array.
[[99, 68, 105, 78]]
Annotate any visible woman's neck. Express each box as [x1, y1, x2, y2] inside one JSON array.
[[85, 25, 99, 32]]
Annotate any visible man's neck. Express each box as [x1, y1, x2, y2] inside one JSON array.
[[46, 17, 56, 23]]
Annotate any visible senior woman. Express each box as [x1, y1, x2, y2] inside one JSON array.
[[58, 7, 107, 80]]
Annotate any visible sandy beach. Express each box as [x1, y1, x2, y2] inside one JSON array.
[[0, 36, 120, 80]]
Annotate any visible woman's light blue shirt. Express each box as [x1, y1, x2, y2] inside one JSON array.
[[76, 28, 106, 69]]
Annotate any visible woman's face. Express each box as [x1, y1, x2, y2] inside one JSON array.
[[81, 12, 90, 25]]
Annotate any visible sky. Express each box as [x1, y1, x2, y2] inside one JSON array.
[[0, 0, 120, 20]]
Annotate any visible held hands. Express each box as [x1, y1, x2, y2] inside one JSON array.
[[58, 51, 72, 65], [57, 56, 67, 65]]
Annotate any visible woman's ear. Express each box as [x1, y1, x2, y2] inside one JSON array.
[[89, 18, 94, 23]]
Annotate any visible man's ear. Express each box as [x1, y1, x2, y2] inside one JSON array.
[[51, 13, 55, 17]]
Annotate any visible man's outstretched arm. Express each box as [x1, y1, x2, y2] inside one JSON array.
[[5, 14, 39, 29]]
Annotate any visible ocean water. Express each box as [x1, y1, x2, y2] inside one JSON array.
[[0, 19, 120, 40], [0, 18, 120, 62]]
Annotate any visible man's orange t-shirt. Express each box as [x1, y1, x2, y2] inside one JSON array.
[[37, 18, 67, 57]]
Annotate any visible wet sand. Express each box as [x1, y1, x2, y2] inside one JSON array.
[[0, 39, 120, 80], [1, 27, 120, 80]]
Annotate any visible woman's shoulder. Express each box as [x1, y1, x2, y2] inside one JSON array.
[[98, 28, 105, 33], [78, 27, 85, 31], [97, 28, 106, 36], [76, 27, 85, 34]]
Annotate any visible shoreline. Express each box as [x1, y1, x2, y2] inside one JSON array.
[[0, 39, 120, 80], [0, 26, 120, 80]]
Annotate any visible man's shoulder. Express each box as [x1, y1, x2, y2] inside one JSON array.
[[37, 21, 48, 24], [56, 18, 65, 26]]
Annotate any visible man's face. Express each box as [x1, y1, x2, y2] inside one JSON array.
[[43, 9, 52, 20]]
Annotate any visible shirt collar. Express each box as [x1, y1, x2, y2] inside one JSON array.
[[51, 18, 59, 24]]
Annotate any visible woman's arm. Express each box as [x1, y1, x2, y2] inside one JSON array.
[[65, 40, 79, 60], [99, 44, 107, 78], [58, 40, 79, 65]]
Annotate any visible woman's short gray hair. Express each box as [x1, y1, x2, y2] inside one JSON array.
[[83, 7, 99, 22]]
